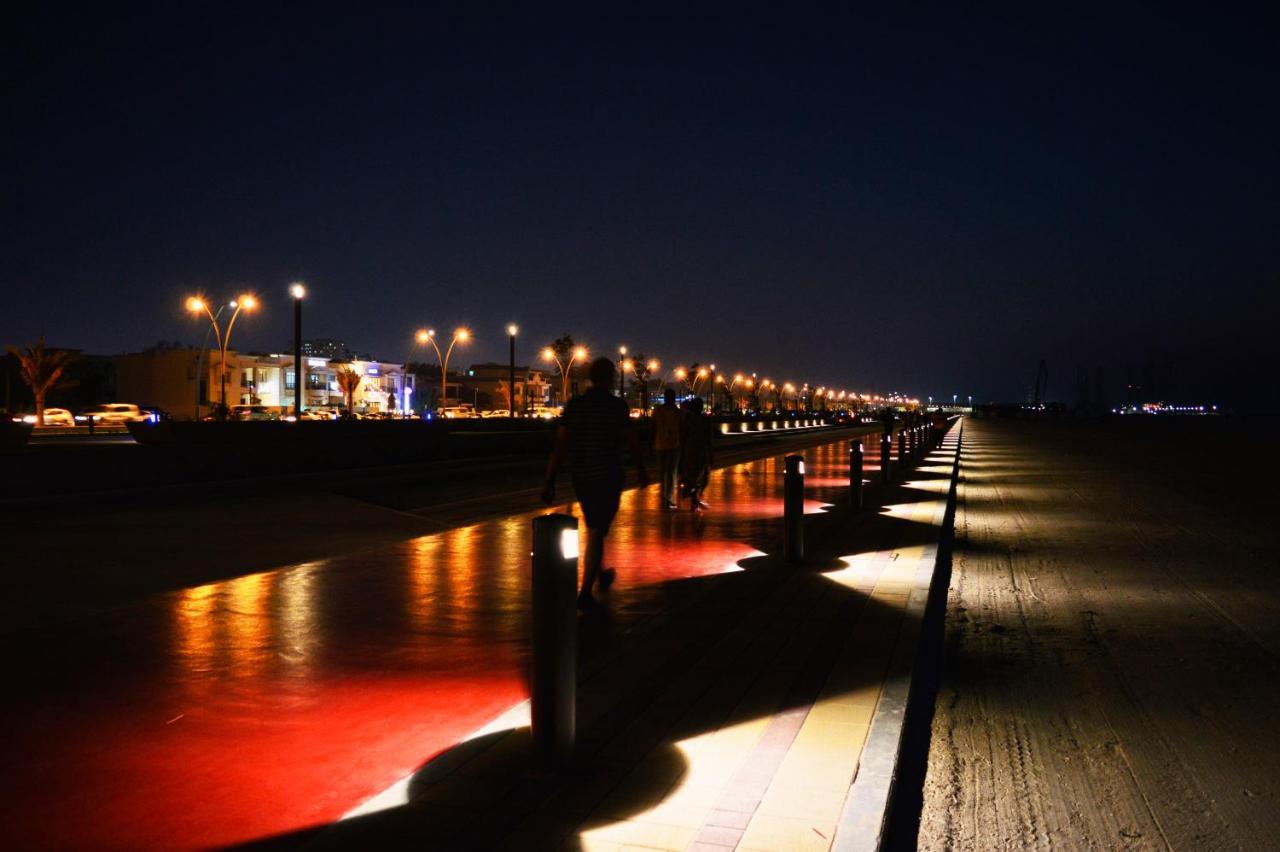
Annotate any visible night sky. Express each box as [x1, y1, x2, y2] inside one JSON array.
[[5, 4, 1276, 408]]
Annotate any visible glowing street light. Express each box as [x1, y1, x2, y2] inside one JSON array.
[[418, 327, 471, 412], [507, 324, 519, 418], [618, 345, 628, 398], [289, 283, 305, 418], [542, 344, 588, 405], [187, 292, 257, 418]]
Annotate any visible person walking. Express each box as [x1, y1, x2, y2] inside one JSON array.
[[652, 387, 683, 509], [679, 396, 714, 510], [542, 357, 649, 612]]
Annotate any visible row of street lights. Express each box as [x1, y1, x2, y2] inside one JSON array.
[[186, 284, 907, 418]]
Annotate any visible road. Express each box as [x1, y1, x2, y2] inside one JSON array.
[[917, 417, 1279, 851], [0, 429, 885, 850]]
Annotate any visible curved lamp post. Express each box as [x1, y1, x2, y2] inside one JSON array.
[[187, 293, 256, 418], [542, 344, 588, 406], [417, 327, 470, 413]]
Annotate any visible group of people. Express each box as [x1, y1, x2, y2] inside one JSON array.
[[541, 357, 717, 612], [651, 387, 714, 511]]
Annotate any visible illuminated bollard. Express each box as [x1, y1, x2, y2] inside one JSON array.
[[784, 454, 805, 563], [531, 513, 578, 770], [881, 433, 893, 483], [897, 430, 906, 470], [849, 439, 863, 509], [908, 426, 917, 458]]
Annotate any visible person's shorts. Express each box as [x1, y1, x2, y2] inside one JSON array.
[[573, 476, 623, 532]]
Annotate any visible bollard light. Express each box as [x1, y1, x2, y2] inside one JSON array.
[[849, 439, 863, 509], [531, 513, 578, 771], [559, 526, 579, 560], [784, 454, 805, 563], [881, 433, 893, 484]]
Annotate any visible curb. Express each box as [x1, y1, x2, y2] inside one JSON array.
[[832, 420, 963, 851]]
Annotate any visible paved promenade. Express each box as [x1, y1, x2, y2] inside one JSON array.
[[918, 418, 1279, 851], [0, 422, 958, 850], [312, 425, 961, 851]]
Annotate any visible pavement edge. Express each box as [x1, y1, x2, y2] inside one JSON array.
[[831, 420, 963, 852]]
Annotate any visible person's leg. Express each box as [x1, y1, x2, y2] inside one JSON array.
[[660, 450, 677, 505], [576, 481, 620, 606], [581, 527, 606, 602]]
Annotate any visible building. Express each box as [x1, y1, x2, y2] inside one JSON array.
[[115, 348, 414, 419], [456, 363, 552, 412]]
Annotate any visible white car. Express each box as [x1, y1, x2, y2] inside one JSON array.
[[439, 406, 477, 419], [15, 407, 75, 426], [81, 403, 149, 424]]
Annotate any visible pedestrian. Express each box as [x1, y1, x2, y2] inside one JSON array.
[[542, 357, 650, 612], [679, 396, 713, 510], [652, 387, 683, 509]]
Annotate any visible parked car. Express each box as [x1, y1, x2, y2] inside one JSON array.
[[530, 407, 560, 420], [230, 404, 278, 421], [480, 409, 511, 418], [13, 407, 75, 426], [80, 403, 149, 424], [439, 406, 477, 419]]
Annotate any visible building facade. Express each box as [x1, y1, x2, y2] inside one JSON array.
[[115, 348, 414, 418]]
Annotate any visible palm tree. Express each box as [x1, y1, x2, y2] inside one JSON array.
[[495, 379, 519, 414], [334, 365, 362, 417], [7, 337, 77, 426]]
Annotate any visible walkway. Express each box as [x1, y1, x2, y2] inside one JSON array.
[[0, 422, 955, 850], [918, 418, 1280, 851]]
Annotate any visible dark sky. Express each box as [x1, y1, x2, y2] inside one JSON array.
[[5, 4, 1276, 407]]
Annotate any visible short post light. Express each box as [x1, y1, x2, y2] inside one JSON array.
[[849, 439, 863, 509], [784, 454, 806, 563], [530, 513, 579, 770]]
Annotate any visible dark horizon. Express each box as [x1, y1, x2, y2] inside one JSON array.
[[5, 5, 1276, 408]]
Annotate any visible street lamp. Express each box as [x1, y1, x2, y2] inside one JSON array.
[[618, 345, 628, 400], [508, 324, 519, 418], [289, 283, 305, 418], [187, 293, 256, 418], [418, 327, 470, 413], [542, 344, 588, 406]]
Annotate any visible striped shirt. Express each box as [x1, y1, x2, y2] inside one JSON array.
[[561, 388, 629, 483]]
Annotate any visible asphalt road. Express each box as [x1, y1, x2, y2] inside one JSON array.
[[916, 417, 1278, 851]]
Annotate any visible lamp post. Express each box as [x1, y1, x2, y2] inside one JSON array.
[[417, 327, 470, 413], [187, 293, 256, 418], [542, 345, 587, 406], [618, 345, 627, 400], [289, 283, 305, 418], [508, 324, 519, 419], [673, 366, 688, 395], [190, 300, 228, 419]]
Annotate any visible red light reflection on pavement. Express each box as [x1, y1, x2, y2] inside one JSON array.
[[0, 436, 860, 849]]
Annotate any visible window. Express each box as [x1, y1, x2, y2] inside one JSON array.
[[285, 372, 296, 390]]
